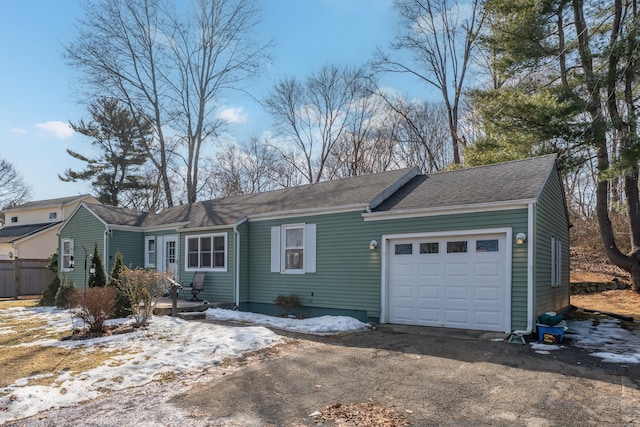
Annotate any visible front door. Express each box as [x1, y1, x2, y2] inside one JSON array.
[[159, 235, 179, 280]]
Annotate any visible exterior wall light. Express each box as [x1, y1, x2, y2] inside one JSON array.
[[369, 240, 378, 250], [516, 233, 527, 245]]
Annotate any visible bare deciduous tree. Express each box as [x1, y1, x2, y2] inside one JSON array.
[[204, 137, 286, 198], [0, 159, 31, 214], [65, 0, 271, 206], [375, 0, 485, 164], [265, 64, 377, 184]]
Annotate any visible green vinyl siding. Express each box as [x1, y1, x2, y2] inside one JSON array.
[[533, 168, 571, 317], [108, 230, 143, 273], [238, 221, 250, 303], [247, 208, 530, 328], [180, 229, 236, 303], [58, 205, 108, 288]]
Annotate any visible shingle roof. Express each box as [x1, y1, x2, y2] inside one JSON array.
[[3, 194, 95, 212], [84, 203, 153, 227], [373, 154, 558, 213], [151, 167, 418, 228], [84, 168, 418, 228], [0, 222, 60, 243], [78, 156, 559, 229]]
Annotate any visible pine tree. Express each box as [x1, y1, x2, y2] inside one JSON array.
[[88, 243, 107, 287], [59, 97, 154, 207]]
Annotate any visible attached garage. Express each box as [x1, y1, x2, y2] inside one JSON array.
[[384, 230, 511, 333]]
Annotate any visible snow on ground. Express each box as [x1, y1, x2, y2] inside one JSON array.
[[529, 318, 640, 363], [0, 306, 370, 425], [205, 308, 372, 335]]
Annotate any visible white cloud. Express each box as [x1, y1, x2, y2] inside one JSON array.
[[36, 121, 74, 139], [217, 107, 248, 124], [10, 127, 27, 134]]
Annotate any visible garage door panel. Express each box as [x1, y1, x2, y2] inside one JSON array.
[[444, 286, 470, 302], [388, 233, 507, 332], [417, 308, 440, 323], [475, 286, 500, 302], [444, 309, 469, 325], [391, 284, 415, 299], [474, 311, 501, 328], [444, 263, 469, 277], [418, 265, 440, 278], [474, 262, 501, 277]]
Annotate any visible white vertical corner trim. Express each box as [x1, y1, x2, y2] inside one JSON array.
[[270, 226, 281, 273], [305, 223, 317, 273]]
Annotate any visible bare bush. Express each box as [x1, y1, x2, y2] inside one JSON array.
[[113, 267, 169, 328], [70, 287, 117, 335]]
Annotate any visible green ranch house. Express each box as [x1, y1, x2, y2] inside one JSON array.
[[57, 155, 570, 335]]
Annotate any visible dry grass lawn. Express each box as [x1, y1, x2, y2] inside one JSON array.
[[0, 299, 131, 389], [571, 289, 640, 318]]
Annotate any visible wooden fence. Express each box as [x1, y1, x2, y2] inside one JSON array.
[[0, 258, 55, 298]]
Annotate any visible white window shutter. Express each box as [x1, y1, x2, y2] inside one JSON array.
[[305, 224, 316, 273], [271, 226, 281, 273]]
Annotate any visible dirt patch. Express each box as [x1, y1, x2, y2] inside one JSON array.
[[313, 402, 411, 426]]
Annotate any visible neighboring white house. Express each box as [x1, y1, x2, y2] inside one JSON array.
[[0, 195, 99, 260]]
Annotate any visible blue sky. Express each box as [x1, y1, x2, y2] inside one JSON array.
[[0, 0, 433, 201]]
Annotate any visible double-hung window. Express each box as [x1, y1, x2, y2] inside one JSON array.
[[551, 237, 562, 287], [61, 238, 74, 271], [271, 223, 316, 274], [185, 233, 227, 271], [145, 237, 156, 267]]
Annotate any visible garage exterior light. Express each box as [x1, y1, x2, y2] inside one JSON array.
[[516, 233, 527, 245]]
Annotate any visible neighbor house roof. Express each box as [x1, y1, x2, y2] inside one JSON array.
[[0, 222, 60, 244], [3, 194, 98, 212], [372, 154, 559, 213]]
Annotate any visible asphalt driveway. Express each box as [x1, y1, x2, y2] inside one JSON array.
[[171, 323, 640, 426]]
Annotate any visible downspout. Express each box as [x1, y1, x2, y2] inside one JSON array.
[[511, 203, 535, 340], [104, 227, 110, 280], [233, 218, 247, 308]]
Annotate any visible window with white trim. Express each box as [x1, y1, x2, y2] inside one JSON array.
[[10, 216, 18, 223], [145, 237, 156, 267], [185, 233, 227, 271], [49, 212, 57, 220], [551, 237, 562, 287], [271, 223, 316, 274], [61, 238, 74, 271]]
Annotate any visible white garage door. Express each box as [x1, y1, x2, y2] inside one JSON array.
[[387, 233, 508, 332]]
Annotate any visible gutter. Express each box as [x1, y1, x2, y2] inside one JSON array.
[[510, 203, 535, 342], [233, 218, 247, 308]]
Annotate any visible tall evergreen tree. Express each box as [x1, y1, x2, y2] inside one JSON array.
[[469, 0, 640, 291], [59, 98, 153, 207]]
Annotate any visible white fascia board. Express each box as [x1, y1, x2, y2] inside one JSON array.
[[178, 224, 235, 233], [140, 222, 190, 232], [248, 204, 366, 222], [362, 199, 537, 221]]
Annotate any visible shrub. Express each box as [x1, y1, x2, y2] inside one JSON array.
[[108, 252, 131, 318], [274, 294, 301, 317], [39, 275, 60, 306], [88, 243, 107, 287], [70, 287, 117, 335], [55, 277, 76, 309], [113, 266, 169, 328]]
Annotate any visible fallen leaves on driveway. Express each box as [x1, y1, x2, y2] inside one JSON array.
[[312, 402, 412, 426]]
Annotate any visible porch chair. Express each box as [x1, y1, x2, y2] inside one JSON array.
[[180, 272, 206, 301]]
